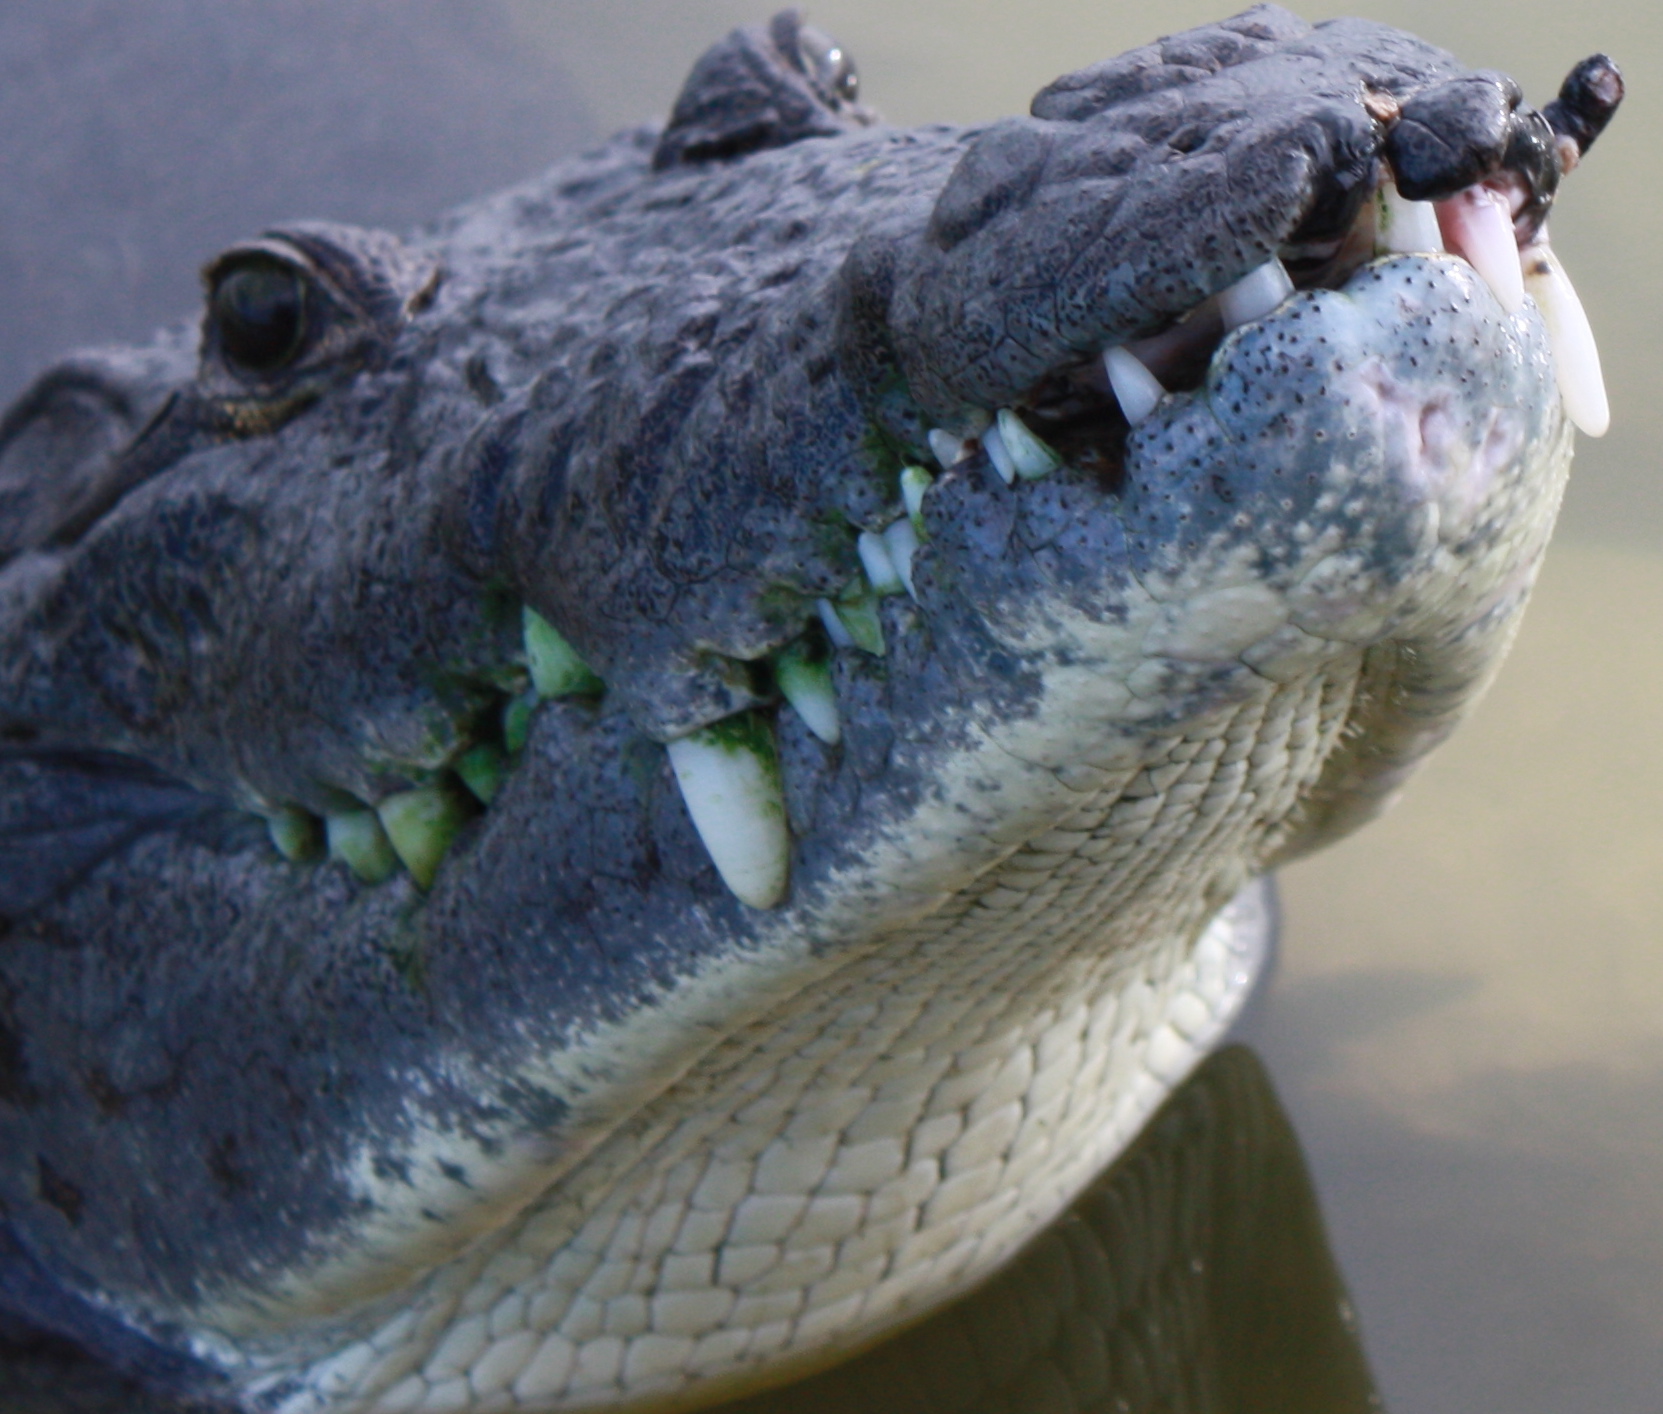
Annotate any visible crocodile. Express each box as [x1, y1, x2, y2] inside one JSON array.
[[0, 6, 1621, 1412]]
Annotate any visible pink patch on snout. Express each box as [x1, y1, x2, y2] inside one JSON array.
[[1360, 358, 1523, 541]]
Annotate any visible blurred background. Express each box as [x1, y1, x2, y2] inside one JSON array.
[[2, 2, 1658, 1410]]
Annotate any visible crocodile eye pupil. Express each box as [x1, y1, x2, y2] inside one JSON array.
[[213, 261, 306, 373]]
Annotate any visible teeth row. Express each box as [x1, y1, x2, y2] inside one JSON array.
[[1375, 179, 1606, 436]]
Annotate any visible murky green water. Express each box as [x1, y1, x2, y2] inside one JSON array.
[[5, 2, 1660, 1410]]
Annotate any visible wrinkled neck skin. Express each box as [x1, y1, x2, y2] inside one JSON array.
[[0, 6, 1608, 1412]]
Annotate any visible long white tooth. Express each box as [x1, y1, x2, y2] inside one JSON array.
[[1218, 257, 1294, 329], [857, 530, 903, 595], [1376, 182, 1444, 254], [667, 716, 790, 909], [1523, 244, 1609, 437], [1435, 187, 1525, 314], [775, 642, 840, 745], [900, 465, 933, 531], [996, 408, 1061, 479], [815, 598, 855, 649], [883, 517, 920, 599], [981, 422, 1017, 484], [927, 428, 966, 469], [1102, 345, 1166, 425]]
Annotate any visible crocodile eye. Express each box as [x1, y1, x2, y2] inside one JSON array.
[[210, 258, 308, 375], [797, 24, 858, 105]]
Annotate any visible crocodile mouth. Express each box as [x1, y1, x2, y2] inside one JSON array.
[[982, 174, 1607, 499], [0, 12, 1624, 1411]]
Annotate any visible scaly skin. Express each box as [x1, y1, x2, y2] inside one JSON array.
[[0, 7, 1619, 1411]]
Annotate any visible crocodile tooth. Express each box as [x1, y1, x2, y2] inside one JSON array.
[[667, 715, 790, 909], [883, 517, 920, 599], [857, 530, 904, 595], [1375, 182, 1443, 254], [455, 742, 508, 804], [815, 598, 856, 649], [900, 465, 933, 532], [523, 606, 602, 698], [1102, 346, 1166, 425], [996, 408, 1062, 479], [776, 641, 840, 745], [833, 583, 886, 656], [927, 428, 966, 468], [982, 421, 1017, 484], [327, 809, 401, 884], [1523, 243, 1609, 436], [502, 688, 537, 754], [1435, 187, 1525, 314], [267, 807, 323, 863], [379, 783, 473, 889], [1218, 257, 1294, 329]]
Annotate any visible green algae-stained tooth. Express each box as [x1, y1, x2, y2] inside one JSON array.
[[456, 742, 508, 804], [503, 688, 538, 755], [523, 606, 603, 698], [835, 581, 885, 656], [379, 783, 474, 890], [776, 641, 840, 745], [857, 530, 903, 597], [900, 465, 933, 534], [267, 807, 323, 863], [996, 407, 1061, 479], [327, 809, 400, 885], [666, 713, 790, 909]]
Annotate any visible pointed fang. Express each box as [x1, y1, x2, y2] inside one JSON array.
[[995, 409, 1061, 479], [1523, 244, 1609, 437], [982, 422, 1016, 484], [1218, 258, 1294, 330], [523, 606, 602, 698], [379, 783, 474, 890], [667, 715, 790, 909], [900, 465, 933, 532], [327, 809, 400, 885], [776, 641, 841, 745], [858, 530, 903, 595], [816, 598, 856, 649], [1435, 187, 1525, 314], [927, 428, 966, 469], [883, 517, 920, 599], [1376, 182, 1444, 254], [1103, 346, 1165, 426]]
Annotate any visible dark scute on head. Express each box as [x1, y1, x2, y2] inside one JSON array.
[[1384, 70, 1522, 200], [1544, 54, 1625, 158], [652, 9, 873, 171], [927, 121, 1057, 253], [1030, 3, 1311, 122]]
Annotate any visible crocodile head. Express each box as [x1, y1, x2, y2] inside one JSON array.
[[0, 7, 1620, 1411]]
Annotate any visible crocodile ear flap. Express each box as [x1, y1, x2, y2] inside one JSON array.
[[652, 9, 873, 171]]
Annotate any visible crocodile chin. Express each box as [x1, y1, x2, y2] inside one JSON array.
[[0, 7, 1622, 1413]]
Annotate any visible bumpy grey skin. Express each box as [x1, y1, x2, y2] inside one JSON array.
[[0, 6, 1607, 1410]]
